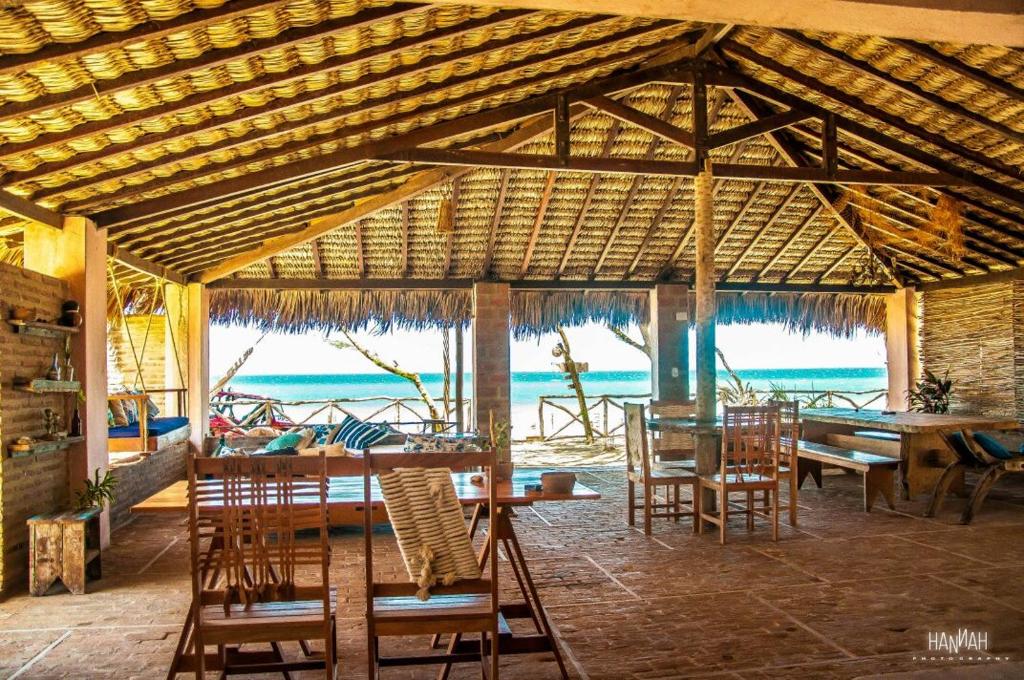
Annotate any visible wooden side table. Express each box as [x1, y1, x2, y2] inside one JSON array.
[[28, 507, 102, 595]]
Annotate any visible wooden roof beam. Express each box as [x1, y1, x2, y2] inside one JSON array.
[[310, 239, 324, 279], [716, 45, 1024, 209], [106, 244, 187, 286], [776, 30, 1024, 145], [443, 178, 461, 277], [92, 50, 695, 227], [520, 172, 557, 276], [724, 185, 803, 278], [400, 203, 411, 278], [754, 205, 823, 280], [557, 121, 621, 278], [354, 221, 365, 278], [626, 177, 684, 278], [785, 225, 843, 282], [0, 191, 61, 230], [481, 170, 508, 278], [888, 40, 1024, 104], [584, 95, 695, 149], [705, 109, 813, 150], [266, 258, 278, 279], [816, 244, 859, 283], [32, 13, 639, 199]]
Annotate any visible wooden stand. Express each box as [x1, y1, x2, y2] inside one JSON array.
[[28, 507, 102, 595]]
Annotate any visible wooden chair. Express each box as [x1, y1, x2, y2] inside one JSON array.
[[186, 453, 337, 679], [364, 451, 500, 679], [699, 405, 781, 544], [767, 400, 800, 526], [625, 403, 700, 535], [649, 399, 697, 468]]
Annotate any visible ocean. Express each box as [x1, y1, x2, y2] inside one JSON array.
[[225, 368, 887, 439]]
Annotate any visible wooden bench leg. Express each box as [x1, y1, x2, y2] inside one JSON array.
[[864, 467, 896, 512], [627, 479, 636, 527], [643, 482, 653, 536], [797, 459, 822, 489], [925, 462, 965, 518], [960, 467, 1006, 525]]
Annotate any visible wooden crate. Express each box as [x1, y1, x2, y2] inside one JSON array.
[[27, 507, 102, 595]]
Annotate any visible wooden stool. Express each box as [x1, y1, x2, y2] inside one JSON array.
[[28, 508, 102, 595]]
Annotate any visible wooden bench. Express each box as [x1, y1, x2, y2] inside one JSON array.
[[796, 440, 900, 512]]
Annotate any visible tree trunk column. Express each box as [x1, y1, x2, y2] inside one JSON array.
[[649, 283, 690, 401], [24, 216, 110, 547], [694, 160, 718, 511], [186, 283, 210, 453], [472, 282, 512, 476], [885, 286, 919, 411]]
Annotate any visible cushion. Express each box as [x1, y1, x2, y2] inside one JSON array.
[[109, 399, 129, 427], [335, 415, 363, 444], [973, 432, 1015, 460], [947, 432, 977, 461], [310, 424, 340, 445], [341, 420, 376, 448], [107, 407, 115, 427], [122, 398, 139, 425], [146, 395, 160, 420], [265, 428, 315, 452], [351, 423, 391, 449], [109, 416, 189, 439], [404, 433, 485, 453]]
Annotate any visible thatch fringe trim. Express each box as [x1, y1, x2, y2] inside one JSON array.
[[209, 288, 884, 337]]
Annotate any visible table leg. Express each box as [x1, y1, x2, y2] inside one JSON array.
[[901, 432, 962, 500]]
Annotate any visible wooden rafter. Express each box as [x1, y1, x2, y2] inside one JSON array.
[[557, 120, 621, 277], [593, 87, 682, 276], [310, 239, 324, 279], [859, 217, 983, 274], [584, 95, 694, 149], [0, 191, 61, 230], [106, 244, 187, 286], [266, 258, 278, 278], [725, 185, 803, 278], [32, 13, 633, 200], [354, 221, 366, 278], [777, 30, 1024, 145], [521, 172, 557, 276], [714, 182, 766, 255], [627, 177, 684, 278], [755, 206, 823, 280], [786, 225, 843, 281], [481, 170, 509, 278], [705, 109, 813, 149], [889, 40, 1024, 104], [2, 8, 526, 163], [91, 49, 693, 227], [443, 178, 461, 277], [816, 244, 860, 283], [718, 46, 1024, 207]]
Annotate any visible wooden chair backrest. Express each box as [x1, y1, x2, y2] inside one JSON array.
[[648, 400, 696, 456], [767, 399, 799, 466], [187, 454, 330, 613], [624, 403, 652, 480], [721, 405, 781, 479], [363, 450, 498, 613]]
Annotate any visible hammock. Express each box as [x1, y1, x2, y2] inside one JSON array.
[[377, 467, 481, 600]]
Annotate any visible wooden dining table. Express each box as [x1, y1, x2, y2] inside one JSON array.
[[133, 465, 599, 679]]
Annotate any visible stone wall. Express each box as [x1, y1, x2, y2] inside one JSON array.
[[920, 279, 1024, 418], [108, 441, 187, 528], [0, 262, 72, 592], [108, 314, 167, 411]]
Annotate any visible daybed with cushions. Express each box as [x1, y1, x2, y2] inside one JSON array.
[[108, 392, 191, 453], [210, 415, 406, 457]]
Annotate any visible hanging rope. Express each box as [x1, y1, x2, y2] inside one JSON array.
[[441, 327, 451, 422], [131, 278, 162, 390], [108, 261, 148, 393], [159, 281, 186, 392]]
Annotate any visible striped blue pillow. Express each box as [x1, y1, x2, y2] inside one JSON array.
[[335, 415, 363, 445], [352, 423, 391, 449], [342, 420, 375, 449]]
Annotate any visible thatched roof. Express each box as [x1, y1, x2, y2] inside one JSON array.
[[207, 287, 884, 338], [0, 0, 1021, 332]]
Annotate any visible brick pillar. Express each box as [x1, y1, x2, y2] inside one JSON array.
[[472, 282, 511, 476], [886, 286, 920, 411], [187, 283, 210, 453], [649, 283, 690, 401], [24, 216, 110, 546]]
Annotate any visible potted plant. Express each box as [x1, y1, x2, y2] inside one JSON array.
[[75, 468, 118, 513], [908, 369, 954, 414]]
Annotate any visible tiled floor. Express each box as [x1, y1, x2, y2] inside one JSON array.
[[3, 468, 1024, 679]]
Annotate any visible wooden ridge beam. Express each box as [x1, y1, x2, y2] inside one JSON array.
[[724, 185, 802, 278], [521, 172, 557, 276], [386, 147, 962, 185], [557, 121, 621, 277], [106, 244, 186, 285], [755, 205, 823, 280], [584, 95, 694, 149], [0, 191, 61, 229], [481, 170, 509, 278], [195, 96, 583, 282], [776, 30, 1024, 146], [717, 45, 1024, 207], [706, 109, 813, 149], [91, 49, 694, 227], [1, 7, 525, 164], [206, 276, 895, 294], [31, 13, 633, 200]]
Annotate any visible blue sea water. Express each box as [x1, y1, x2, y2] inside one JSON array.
[[225, 368, 887, 436]]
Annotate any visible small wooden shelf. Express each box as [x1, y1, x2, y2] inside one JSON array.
[[8, 320, 80, 339], [14, 379, 81, 394], [8, 435, 84, 458]]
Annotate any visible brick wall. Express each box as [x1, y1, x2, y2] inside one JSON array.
[[108, 315, 167, 411], [921, 280, 1024, 418], [108, 441, 187, 528], [0, 262, 72, 592]]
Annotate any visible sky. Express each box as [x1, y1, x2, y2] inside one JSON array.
[[209, 321, 886, 377]]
